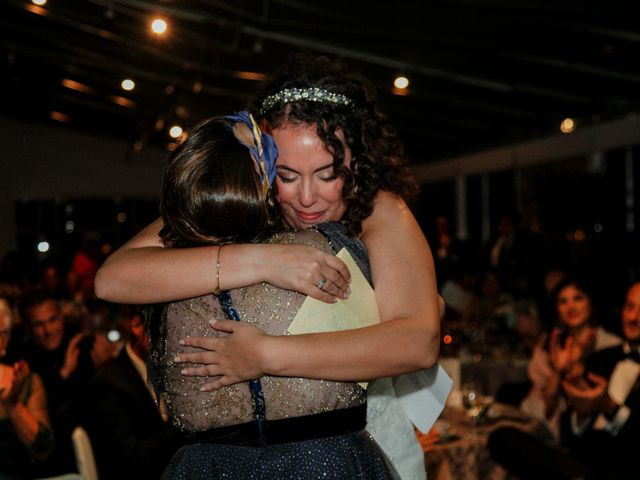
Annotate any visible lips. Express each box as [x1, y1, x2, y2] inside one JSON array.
[[295, 210, 324, 223]]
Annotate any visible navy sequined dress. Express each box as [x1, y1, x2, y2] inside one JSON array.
[[148, 223, 394, 479]]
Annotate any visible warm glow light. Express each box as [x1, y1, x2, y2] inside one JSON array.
[[121, 79, 135, 91], [117, 212, 127, 223], [110, 95, 136, 108], [443, 334, 453, 345], [151, 18, 168, 34], [234, 71, 267, 81], [392, 87, 409, 97], [560, 117, 575, 133], [32, 0, 47, 5], [49, 111, 72, 123], [169, 125, 183, 138], [37, 241, 50, 253], [61, 79, 93, 95], [25, 4, 48, 15], [394, 76, 409, 89]]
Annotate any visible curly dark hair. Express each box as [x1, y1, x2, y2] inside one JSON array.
[[253, 55, 417, 236]]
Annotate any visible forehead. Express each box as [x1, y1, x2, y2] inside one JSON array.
[[27, 300, 60, 322], [626, 284, 640, 304], [558, 285, 583, 297], [272, 123, 347, 168]]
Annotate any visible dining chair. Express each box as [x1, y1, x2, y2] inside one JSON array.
[[71, 426, 99, 480]]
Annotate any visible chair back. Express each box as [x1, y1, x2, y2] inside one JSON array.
[[71, 426, 99, 480]]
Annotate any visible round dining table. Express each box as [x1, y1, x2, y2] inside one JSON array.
[[419, 403, 544, 480]]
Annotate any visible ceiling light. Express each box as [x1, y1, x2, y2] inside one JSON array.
[[394, 76, 409, 89], [32, 0, 47, 5], [151, 18, 168, 34], [49, 111, 71, 123], [560, 117, 575, 133], [169, 125, 183, 139], [121, 79, 135, 91]]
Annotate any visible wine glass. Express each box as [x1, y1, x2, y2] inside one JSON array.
[[461, 382, 485, 424]]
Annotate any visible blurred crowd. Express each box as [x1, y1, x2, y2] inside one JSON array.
[[1, 210, 638, 479], [0, 235, 180, 480]]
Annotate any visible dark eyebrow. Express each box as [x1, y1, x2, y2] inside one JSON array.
[[277, 163, 334, 174]]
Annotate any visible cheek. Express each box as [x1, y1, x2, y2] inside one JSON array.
[[275, 183, 296, 206], [578, 300, 591, 314], [322, 179, 345, 205]]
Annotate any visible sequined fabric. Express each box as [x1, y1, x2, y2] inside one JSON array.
[[150, 228, 367, 432], [151, 226, 395, 479], [163, 430, 392, 479]]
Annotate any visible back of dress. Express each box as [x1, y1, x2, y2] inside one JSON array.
[[149, 228, 366, 432]]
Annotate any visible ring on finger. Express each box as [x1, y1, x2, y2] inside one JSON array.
[[316, 278, 328, 290]]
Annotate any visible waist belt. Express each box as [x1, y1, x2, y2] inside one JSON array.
[[181, 403, 367, 447]]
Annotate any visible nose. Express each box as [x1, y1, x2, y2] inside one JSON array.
[[43, 322, 54, 337], [299, 179, 317, 208]]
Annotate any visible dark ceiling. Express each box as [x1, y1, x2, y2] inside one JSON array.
[[1, 0, 637, 164]]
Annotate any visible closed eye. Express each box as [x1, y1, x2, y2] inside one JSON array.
[[319, 174, 338, 182], [277, 174, 296, 183]]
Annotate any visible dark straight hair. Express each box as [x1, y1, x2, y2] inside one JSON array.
[[159, 117, 271, 247]]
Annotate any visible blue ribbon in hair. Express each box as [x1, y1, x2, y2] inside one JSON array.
[[225, 111, 278, 191]]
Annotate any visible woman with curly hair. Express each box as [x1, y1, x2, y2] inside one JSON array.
[[97, 56, 440, 479]]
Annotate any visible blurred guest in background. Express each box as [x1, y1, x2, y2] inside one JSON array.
[[520, 277, 621, 442], [84, 306, 180, 480], [18, 290, 116, 476], [38, 262, 71, 301], [484, 211, 546, 299], [68, 232, 103, 304], [476, 270, 517, 339], [1, 306, 53, 479], [431, 213, 470, 289], [489, 281, 640, 479]]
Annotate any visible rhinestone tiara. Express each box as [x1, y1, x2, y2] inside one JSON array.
[[259, 87, 353, 115]]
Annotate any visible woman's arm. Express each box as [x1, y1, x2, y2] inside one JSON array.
[[179, 191, 441, 386], [2, 363, 50, 448], [95, 218, 350, 304]]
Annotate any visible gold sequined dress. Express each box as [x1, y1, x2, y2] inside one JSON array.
[[148, 224, 394, 479]]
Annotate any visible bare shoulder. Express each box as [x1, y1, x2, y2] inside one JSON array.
[[367, 191, 409, 220], [361, 190, 423, 245]]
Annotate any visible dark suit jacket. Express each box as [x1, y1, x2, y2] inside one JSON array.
[[20, 328, 95, 476], [566, 345, 640, 477], [83, 348, 181, 480]]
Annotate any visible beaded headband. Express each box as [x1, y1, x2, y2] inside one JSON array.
[[259, 87, 353, 115], [224, 111, 278, 195]]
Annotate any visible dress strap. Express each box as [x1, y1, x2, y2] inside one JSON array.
[[218, 291, 268, 446]]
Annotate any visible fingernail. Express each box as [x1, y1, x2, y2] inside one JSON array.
[[199, 386, 207, 392], [209, 319, 217, 327], [174, 356, 181, 363], [178, 339, 185, 345], [181, 369, 188, 375], [347, 287, 352, 295]]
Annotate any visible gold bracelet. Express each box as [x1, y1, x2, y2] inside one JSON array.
[[213, 246, 222, 296]]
